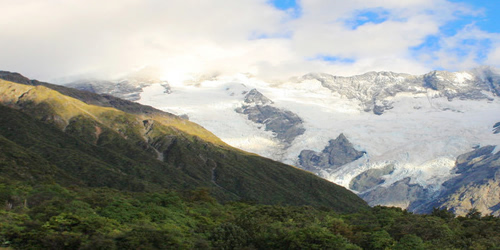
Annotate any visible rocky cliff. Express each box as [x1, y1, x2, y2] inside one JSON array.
[[235, 89, 305, 146], [416, 146, 500, 216], [299, 133, 365, 173]]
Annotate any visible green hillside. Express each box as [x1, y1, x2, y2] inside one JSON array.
[[0, 74, 367, 211]]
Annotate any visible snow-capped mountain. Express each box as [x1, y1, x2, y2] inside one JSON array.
[[66, 67, 500, 215]]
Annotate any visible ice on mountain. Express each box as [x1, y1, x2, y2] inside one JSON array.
[[137, 68, 500, 211]]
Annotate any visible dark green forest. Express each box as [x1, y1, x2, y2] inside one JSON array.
[[2, 183, 500, 249]]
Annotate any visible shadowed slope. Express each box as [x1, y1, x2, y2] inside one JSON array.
[[0, 74, 368, 212]]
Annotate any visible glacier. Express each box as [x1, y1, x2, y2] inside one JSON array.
[[99, 69, 500, 211]]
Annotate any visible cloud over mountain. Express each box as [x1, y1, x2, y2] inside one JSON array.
[[1, 0, 498, 82]]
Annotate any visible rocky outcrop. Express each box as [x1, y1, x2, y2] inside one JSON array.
[[357, 146, 500, 215], [454, 145, 496, 174], [299, 134, 365, 172], [414, 146, 500, 216], [349, 164, 395, 192], [236, 89, 304, 145], [493, 122, 500, 134], [243, 89, 273, 105], [360, 177, 430, 209]]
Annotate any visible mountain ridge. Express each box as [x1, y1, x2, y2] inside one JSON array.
[[0, 71, 368, 212], [297, 67, 498, 115], [130, 67, 500, 216]]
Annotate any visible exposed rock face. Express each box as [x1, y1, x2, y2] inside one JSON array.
[[360, 177, 430, 209], [349, 164, 395, 192], [414, 146, 500, 216], [300, 71, 423, 115], [236, 89, 305, 146], [422, 71, 491, 100], [299, 134, 365, 172], [355, 146, 500, 216], [243, 89, 273, 105], [300, 67, 499, 114], [493, 122, 500, 134], [454, 145, 496, 174]]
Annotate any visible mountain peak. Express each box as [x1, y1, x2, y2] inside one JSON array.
[[244, 88, 274, 105]]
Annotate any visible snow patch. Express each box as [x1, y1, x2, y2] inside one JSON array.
[[454, 72, 473, 84]]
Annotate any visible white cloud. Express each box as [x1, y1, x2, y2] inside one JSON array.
[[416, 24, 500, 71], [0, 0, 498, 82]]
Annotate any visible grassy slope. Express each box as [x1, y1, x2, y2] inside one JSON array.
[[0, 77, 368, 212]]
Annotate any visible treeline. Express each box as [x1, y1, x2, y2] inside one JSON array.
[[1, 182, 500, 249]]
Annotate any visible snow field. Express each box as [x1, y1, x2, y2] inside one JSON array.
[[139, 74, 500, 207]]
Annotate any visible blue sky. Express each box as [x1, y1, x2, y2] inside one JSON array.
[[451, 0, 500, 33], [268, 0, 500, 70], [271, 0, 500, 33], [272, 0, 297, 10], [1, 0, 500, 81]]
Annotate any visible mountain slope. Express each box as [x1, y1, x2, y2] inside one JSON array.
[[0, 74, 368, 212], [128, 68, 500, 215], [28, 67, 500, 216], [0, 71, 223, 145]]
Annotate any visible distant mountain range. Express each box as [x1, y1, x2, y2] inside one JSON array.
[[64, 67, 500, 216]]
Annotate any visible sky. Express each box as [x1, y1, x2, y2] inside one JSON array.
[[1, 0, 500, 82]]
